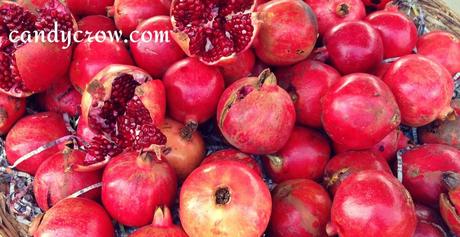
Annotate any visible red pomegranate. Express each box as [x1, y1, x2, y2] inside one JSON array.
[[413, 221, 447, 237], [327, 170, 417, 237], [219, 49, 256, 86], [66, 0, 114, 16], [38, 76, 82, 117], [417, 31, 460, 76], [33, 149, 102, 211], [170, 0, 258, 65], [0, 92, 25, 135], [304, 0, 366, 36], [365, 11, 418, 58], [362, 0, 392, 10], [419, 117, 460, 149], [160, 118, 205, 180], [130, 16, 186, 78], [440, 172, 460, 235], [322, 73, 401, 149], [263, 126, 331, 183], [401, 144, 460, 207], [269, 179, 331, 237], [70, 38, 134, 93], [102, 150, 177, 227], [6, 112, 70, 175], [201, 149, 263, 177], [180, 160, 271, 237], [383, 54, 454, 127], [130, 206, 187, 237], [0, 0, 76, 97], [77, 15, 117, 39], [324, 21, 384, 74], [32, 198, 114, 237], [217, 70, 296, 154]]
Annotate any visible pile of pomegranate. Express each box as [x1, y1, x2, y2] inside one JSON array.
[[0, 0, 459, 236]]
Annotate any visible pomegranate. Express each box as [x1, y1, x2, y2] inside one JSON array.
[[383, 54, 454, 127], [219, 49, 256, 86], [417, 31, 460, 76], [419, 118, 460, 149], [79, 65, 166, 169], [278, 59, 341, 128], [323, 151, 391, 195], [0, 0, 76, 97], [160, 118, 205, 180], [102, 150, 177, 227], [130, 16, 186, 78], [32, 198, 114, 237], [304, 0, 366, 36], [415, 203, 444, 225], [70, 38, 134, 93], [440, 172, 460, 235], [263, 126, 330, 183], [77, 15, 117, 39], [322, 73, 401, 149], [401, 144, 460, 207], [269, 179, 331, 237], [66, 0, 114, 17], [201, 149, 263, 177], [108, 0, 168, 36], [362, 0, 392, 10], [414, 222, 447, 237], [365, 11, 418, 58], [327, 170, 417, 237], [254, 0, 318, 66], [180, 160, 271, 237], [6, 112, 70, 175], [38, 76, 82, 116], [164, 58, 225, 136], [33, 148, 102, 211], [217, 70, 295, 154], [0, 92, 25, 135], [130, 206, 187, 237], [324, 21, 384, 74], [170, 0, 257, 65]]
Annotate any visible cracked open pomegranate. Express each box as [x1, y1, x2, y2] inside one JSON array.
[[439, 172, 460, 236]]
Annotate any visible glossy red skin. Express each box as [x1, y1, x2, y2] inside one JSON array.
[[269, 179, 331, 237], [415, 203, 443, 226], [324, 21, 384, 74], [130, 207, 188, 237], [101, 151, 177, 227], [130, 16, 186, 78], [66, 0, 114, 16], [160, 118, 205, 180], [254, 0, 318, 66], [38, 77, 82, 116], [217, 73, 296, 154], [334, 129, 408, 162], [77, 15, 117, 39], [201, 149, 263, 177], [304, 0, 366, 36], [34, 198, 114, 237], [180, 160, 272, 237], [277, 60, 340, 127], [164, 58, 225, 124], [6, 112, 70, 175], [413, 222, 447, 237], [383, 55, 454, 127], [323, 151, 391, 195], [33, 149, 102, 211], [362, 0, 392, 9], [401, 144, 460, 207], [109, 0, 169, 36], [417, 31, 460, 76], [0, 93, 26, 135], [419, 117, 460, 149], [322, 73, 401, 150], [263, 126, 331, 183], [329, 170, 417, 237], [219, 49, 256, 86], [365, 11, 417, 58], [70, 38, 134, 93]]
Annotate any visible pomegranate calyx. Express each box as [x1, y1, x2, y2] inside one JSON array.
[[152, 206, 174, 227], [257, 69, 277, 88], [442, 171, 460, 191], [215, 187, 231, 205], [180, 121, 198, 141], [266, 154, 284, 170], [325, 168, 351, 189], [336, 3, 350, 17]]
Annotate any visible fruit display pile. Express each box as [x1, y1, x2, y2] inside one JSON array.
[[0, 0, 459, 236]]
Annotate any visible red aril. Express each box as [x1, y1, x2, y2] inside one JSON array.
[[440, 172, 460, 235], [263, 126, 331, 183], [171, 0, 257, 65], [180, 160, 271, 237], [365, 11, 418, 58], [324, 21, 384, 74], [66, 0, 114, 17], [217, 70, 295, 154], [6, 112, 70, 175], [362, 0, 392, 10], [102, 151, 177, 227], [33, 149, 101, 211], [269, 179, 331, 237], [219, 49, 256, 86], [254, 0, 318, 66], [77, 15, 117, 39], [201, 149, 263, 177], [130, 206, 188, 237], [322, 73, 400, 149], [37, 77, 82, 116], [130, 16, 186, 78], [383, 54, 454, 127], [417, 31, 460, 76], [0, 92, 25, 135]]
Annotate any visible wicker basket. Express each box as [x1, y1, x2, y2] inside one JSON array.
[[0, 0, 459, 237]]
